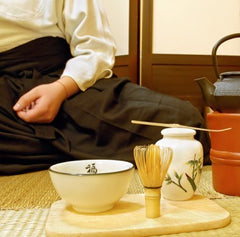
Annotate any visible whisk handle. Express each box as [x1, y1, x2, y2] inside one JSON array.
[[144, 187, 161, 218]]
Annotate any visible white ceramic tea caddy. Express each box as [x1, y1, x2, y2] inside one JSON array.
[[156, 128, 203, 201]]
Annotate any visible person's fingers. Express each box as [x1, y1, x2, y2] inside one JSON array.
[[16, 104, 40, 122], [13, 83, 63, 123], [16, 102, 48, 123], [13, 90, 39, 112], [16, 97, 57, 123]]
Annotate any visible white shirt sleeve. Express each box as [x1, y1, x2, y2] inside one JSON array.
[[60, 0, 117, 91]]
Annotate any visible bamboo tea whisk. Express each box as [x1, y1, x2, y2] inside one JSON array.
[[134, 144, 172, 218]]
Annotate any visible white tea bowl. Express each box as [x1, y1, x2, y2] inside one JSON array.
[[49, 159, 134, 213]]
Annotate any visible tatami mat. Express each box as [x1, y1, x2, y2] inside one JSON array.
[[0, 209, 48, 237], [0, 170, 59, 210], [0, 166, 233, 210], [0, 166, 240, 236]]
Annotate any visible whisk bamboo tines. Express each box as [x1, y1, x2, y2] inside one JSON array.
[[134, 144, 172, 218]]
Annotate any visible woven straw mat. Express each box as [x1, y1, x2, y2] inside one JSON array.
[[0, 165, 238, 210], [1, 166, 240, 237]]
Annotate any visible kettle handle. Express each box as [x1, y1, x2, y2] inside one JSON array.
[[212, 33, 240, 80]]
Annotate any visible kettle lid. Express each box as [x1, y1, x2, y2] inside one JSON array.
[[219, 71, 240, 80]]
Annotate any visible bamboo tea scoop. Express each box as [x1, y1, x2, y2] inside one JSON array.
[[131, 120, 232, 132]]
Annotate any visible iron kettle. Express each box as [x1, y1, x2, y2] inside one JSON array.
[[195, 33, 240, 112]]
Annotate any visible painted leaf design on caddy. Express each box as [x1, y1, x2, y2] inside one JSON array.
[[165, 153, 202, 192]]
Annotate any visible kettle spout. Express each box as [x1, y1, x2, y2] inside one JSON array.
[[195, 77, 217, 110]]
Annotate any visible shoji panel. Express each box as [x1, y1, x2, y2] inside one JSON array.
[[152, 0, 240, 55]]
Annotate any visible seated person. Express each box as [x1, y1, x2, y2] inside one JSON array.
[[0, 0, 210, 175]]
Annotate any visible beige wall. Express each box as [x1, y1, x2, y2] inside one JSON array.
[[152, 0, 240, 55], [101, 0, 129, 56]]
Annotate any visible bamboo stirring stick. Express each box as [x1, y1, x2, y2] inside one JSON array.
[[134, 144, 172, 218], [131, 120, 231, 132]]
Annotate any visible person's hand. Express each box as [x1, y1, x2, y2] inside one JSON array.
[[13, 82, 66, 123]]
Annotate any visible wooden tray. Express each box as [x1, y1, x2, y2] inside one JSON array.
[[45, 194, 230, 237]]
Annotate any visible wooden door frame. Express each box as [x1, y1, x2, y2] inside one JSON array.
[[113, 0, 140, 84], [140, 0, 153, 86]]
